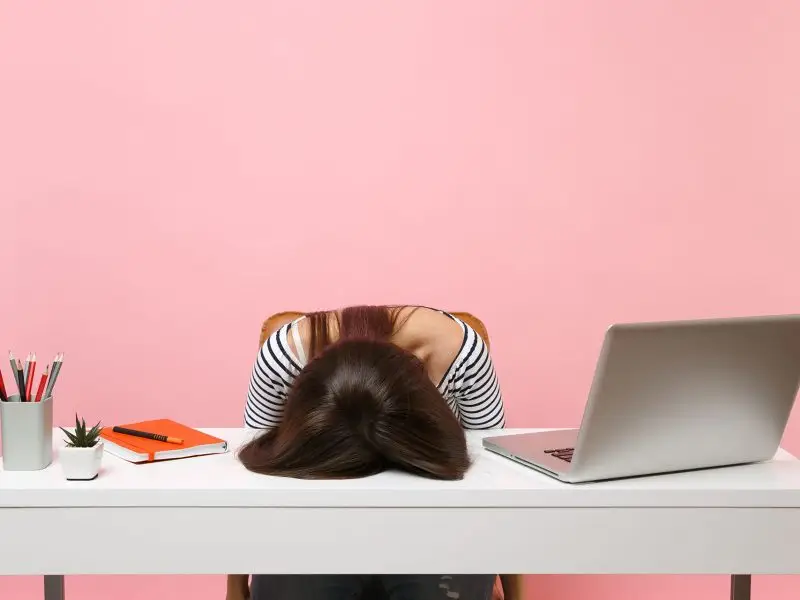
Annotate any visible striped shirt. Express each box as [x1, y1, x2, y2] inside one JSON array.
[[244, 312, 506, 431]]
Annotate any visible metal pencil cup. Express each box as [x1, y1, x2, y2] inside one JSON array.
[[0, 395, 54, 471]]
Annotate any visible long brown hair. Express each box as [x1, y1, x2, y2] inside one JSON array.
[[238, 305, 470, 480]]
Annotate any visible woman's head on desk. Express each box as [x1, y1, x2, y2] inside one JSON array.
[[238, 306, 470, 480]]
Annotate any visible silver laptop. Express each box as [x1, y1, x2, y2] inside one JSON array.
[[483, 314, 800, 483]]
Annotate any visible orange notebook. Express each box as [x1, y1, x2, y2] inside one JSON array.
[[100, 419, 228, 463]]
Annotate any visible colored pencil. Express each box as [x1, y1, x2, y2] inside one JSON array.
[[8, 352, 19, 400], [44, 353, 63, 399], [0, 367, 7, 402], [7, 352, 20, 401], [34, 365, 49, 402], [25, 353, 36, 402], [16, 358, 26, 402], [22, 353, 31, 394]]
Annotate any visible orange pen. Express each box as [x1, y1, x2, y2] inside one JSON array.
[[111, 427, 184, 445]]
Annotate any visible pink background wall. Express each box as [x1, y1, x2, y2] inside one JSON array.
[[1, 1, 798, 598]]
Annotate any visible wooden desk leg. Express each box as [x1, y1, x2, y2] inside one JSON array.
[[44, 575, 65, 600], [730, 575, 751, 600]]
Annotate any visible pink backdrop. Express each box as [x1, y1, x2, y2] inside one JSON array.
[[1, 1, 799, 599]]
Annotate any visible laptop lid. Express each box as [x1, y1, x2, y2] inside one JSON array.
[[566, 314, 800, 481]]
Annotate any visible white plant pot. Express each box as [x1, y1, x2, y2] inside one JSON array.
[[60, 441, 104, 481]]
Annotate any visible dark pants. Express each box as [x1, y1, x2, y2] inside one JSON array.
[[250, 574, 496, 600]]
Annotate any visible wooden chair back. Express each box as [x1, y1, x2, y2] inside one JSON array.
[[260, 310, 490, 348]]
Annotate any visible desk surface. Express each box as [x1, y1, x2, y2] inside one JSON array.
[[2, 428, 800, 508], [3, 429, 800, 575]]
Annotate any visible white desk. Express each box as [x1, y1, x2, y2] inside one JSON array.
[[2, 428, 800, 600]]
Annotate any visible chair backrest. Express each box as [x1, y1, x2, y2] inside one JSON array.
[[259, 310, 490, 349]]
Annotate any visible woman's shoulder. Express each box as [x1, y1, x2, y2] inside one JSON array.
[[260, 317, 306, 372], [399, 307, 465, 381]]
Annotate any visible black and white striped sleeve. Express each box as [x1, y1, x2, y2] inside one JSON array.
[[244, 324, 302, 429], [449, 326, 506, 430]]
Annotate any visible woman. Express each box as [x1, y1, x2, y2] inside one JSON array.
[[229, 305, 506, 600]]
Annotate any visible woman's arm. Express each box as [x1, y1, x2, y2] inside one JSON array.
[[451, 326, 505, 430], [244, 324, 299, 429], [226, 574, 250, 600]]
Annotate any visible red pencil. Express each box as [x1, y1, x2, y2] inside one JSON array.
[[25, 353, 36, 403], [34, 365, 49, 402], [0, 367, 7, 402]]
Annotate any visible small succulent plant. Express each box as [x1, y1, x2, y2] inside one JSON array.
[[61, 414, 103, 448]]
